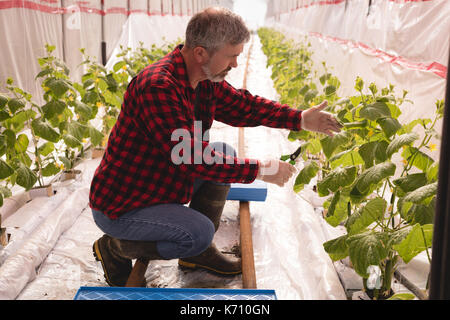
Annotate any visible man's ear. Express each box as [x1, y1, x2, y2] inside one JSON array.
[[192, 47, 209, 64]]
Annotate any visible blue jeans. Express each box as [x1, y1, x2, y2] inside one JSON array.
[[92, 142, 236, 260]]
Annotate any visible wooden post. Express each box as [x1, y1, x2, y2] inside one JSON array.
[[238, 37, 257, 289], [239, 201, 257, 288], [125, 258, 149, 287]]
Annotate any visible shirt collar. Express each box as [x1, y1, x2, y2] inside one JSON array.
[[172, 44, 193, 90]]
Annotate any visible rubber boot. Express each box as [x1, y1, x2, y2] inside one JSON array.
[[93, 234, 163, 287], [178, 182, 242, 275]]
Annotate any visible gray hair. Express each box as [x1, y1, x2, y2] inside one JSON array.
[[185, 7, 250, 54]]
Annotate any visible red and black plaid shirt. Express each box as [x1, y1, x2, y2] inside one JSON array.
[[89, 44, 303, 219]]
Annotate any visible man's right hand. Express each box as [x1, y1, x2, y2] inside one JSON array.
[[256, 159, 297, 187]]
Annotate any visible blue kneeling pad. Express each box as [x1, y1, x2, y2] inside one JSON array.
[[227, 179, 267, 202]]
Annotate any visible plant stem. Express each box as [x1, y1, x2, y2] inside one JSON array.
[[394, 269, 428, 300]]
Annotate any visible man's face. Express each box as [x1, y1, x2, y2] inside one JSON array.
[[201, 43, 244, 82]]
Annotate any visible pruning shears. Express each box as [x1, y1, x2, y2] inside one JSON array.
[[281, 144, 303, 165]]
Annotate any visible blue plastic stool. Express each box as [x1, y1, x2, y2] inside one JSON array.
[[74, 287, 276, 300]]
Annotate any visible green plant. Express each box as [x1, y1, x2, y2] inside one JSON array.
[[258, 27, 442, 299], [0, 40, 181, 207], [0, 79, 38, 196], [36, 44, 96, 175], [259, 28, 340, 167], [320, 79, 442, 299]]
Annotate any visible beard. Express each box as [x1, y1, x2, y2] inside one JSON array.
[[201, 62, 231, 82]]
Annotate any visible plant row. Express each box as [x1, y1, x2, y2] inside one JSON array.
[[258, 27, 444, 299], [0, 41, 177, 207]]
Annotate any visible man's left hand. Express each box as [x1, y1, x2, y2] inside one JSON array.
[[300, 100, 343, 136]]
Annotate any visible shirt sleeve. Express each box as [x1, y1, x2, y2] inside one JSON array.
[[213, 80, 303, 130], [136, 83, 259, 184]]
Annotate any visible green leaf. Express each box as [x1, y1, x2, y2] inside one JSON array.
[[0, 110, 11, 121], [387, 293, 415, 300], [426, 162, 439, 182], [0, 185, 12, 198], [304, 89, 318, 103], [47, 78, 71, 97], [323, 234, 349, 261], [402, 146, 434, 172], [67, 121, 87, 141], [354, 76, 364, 92], [317, 166, 357, 197], [404, 199, 435, 225], [16, 162, 38, 190], [346, 231, 389, 277], [41, 162, 61, 177], [377, 117, 401, 138], [403, 182, 438, 204], [113, 60, 127, 72], [325, 190, 349, 227], [3, 129, 16, 148], [329, 148, 364, 169], [358, 142, 378, 168], [386, 102, 401, 119], [31, 119, 60, 143], [8, 98, 25, 113], [288, 88, 297, 99], [393, 173, 427, 194], [37, 142, 55, 156], [320, 131, 352, 159], [42, 99, 66, 119], [35, 68, 52, 79], [58, 156, 72, 170], [351, 162, 396, 196], [342, 120, 368, 129], [359, 102, 391, 121], [62, 134, 82, 148], [324, 85, 336, 97], [74, 101, 92, 119], [88, 125, 104, 147], [386, 132, 419, 158], [393, 224, 433, 263], [320, 73, 330, 85], [14, 134, 29, 153], [0, 159, 15, 179], [298, 84, 309, 96], [0, 94, 8, 109], [288, 129, 310, 141], [82, 90, 99, 104], [293, 161, 319, 193], [345, 197, 387, 235]]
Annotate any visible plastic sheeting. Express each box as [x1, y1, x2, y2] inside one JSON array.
[[265, 0, 449, 162], [264, 0, 442, 296], [0, 0, 216, 106], [0, 23, 347, 299]]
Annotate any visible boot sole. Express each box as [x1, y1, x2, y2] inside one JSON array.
[[178, 259, 242, 275], [93, 239, 117, 287]]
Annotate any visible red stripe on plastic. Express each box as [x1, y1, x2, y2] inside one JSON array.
[[309, 32, 447, 79], [0, 0, 63, 13], [293, 0, 435, 10], [0, 0, 172, 15]]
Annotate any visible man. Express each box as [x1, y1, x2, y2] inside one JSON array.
[[90, 7, 342, 287]]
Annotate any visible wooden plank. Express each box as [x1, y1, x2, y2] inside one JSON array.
[[125, 258, 149, 287], [238, 36, 257, 289], [239, 201, 257, 288]]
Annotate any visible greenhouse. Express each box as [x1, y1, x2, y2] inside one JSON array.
[[0, 0, 449, 305]]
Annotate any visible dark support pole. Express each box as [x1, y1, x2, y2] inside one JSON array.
[[429, 48, 450, 300], [101, 0, 106, 66], [61, 0, 66, 62]]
